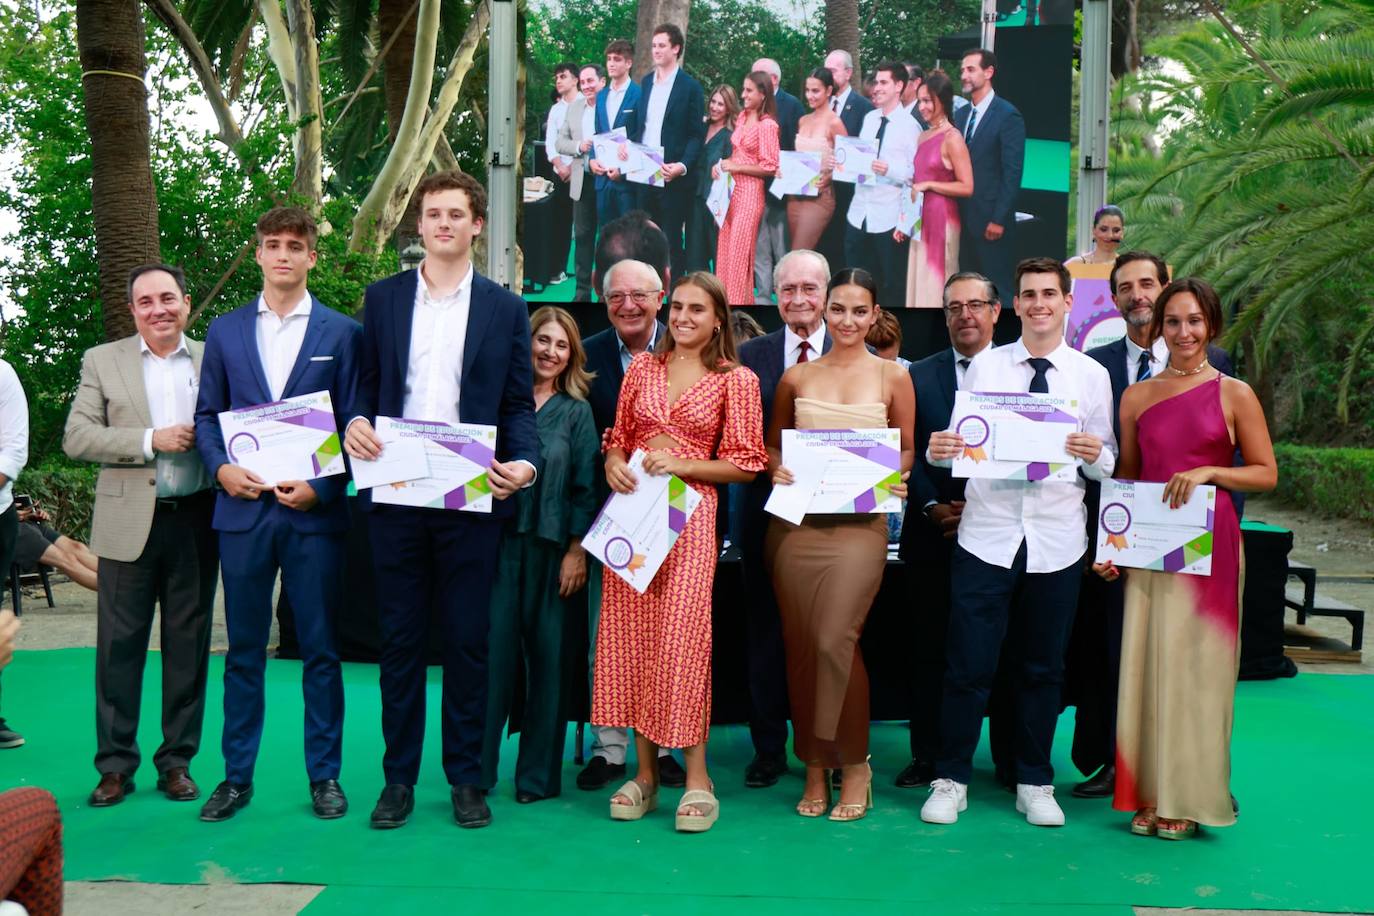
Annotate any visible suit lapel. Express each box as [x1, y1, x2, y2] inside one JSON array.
[[461, 275, 497, 394], [114, 335, 154, 428], [237, 301, 273, 403], [393, 270, 418, 379], [281, 296, 328, 399], [937, 350, 956, 417]]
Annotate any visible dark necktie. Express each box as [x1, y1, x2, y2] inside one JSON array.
[[876, 116, 889, 156], [797, 340, 811, 363], [964, 107, 977, 140], [831, 97, 839, 113], [1028, 357, 1052, 394], [958, 357, 971, 370], [1136, 350, 1153, 383]]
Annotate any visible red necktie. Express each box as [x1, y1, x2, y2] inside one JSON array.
[[797, 340, 811, 363]]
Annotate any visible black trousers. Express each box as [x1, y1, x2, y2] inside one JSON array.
[[369, 506, 504, 788], [570, 187, 598, 301], [937, 541, 1082, 786], [1067, 572, 1124, 776], [739, 498, 790, 759], [958, 222, 1015, 321], [844, 223, 908, 312], [636, 179, 693, 281], [548, 177, 574, 281], [94, 491, 218, 777]]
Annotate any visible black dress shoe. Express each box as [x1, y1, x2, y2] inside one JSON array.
[[370, 784, 414, 829], [1231, 793, 1239, 816], [744, 753, 788, 788], [515, 789, 552, 804], [199, 782, 253, 822], [576, 756, 626, 791], [657, 754, 686, 788], [1071, 765, 1116, 799], [894, 759, 936, 789], [310, 779, 348, 819], [452, 784, 492, 828]]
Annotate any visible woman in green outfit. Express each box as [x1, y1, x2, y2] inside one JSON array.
[[480, 306, 600, 802]]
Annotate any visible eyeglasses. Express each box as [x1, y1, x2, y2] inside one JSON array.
[[778, 283, 823, 297], [605, 290, 659, 307], [944, 300, 993, 317]]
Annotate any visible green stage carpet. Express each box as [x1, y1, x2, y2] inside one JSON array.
[[3, 649, 1370, 913]]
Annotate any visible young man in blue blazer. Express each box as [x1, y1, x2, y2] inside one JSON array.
[[344, 170, 539, 830], [194, 207, 362, 822], [591, 38, 642, 227]]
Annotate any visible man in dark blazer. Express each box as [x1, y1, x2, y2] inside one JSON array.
[[896, 271, 1013, 789], [752, 57, 805, 305], [736, 249, 833, 786], [821, 49, 875, 269], [1068, 249, 1235, 798], [624, 23, 704, 280], [193, 207, 361, 822], [592, 39, 643, 228], [953, 49, 1025, 335], [343, 171, 539, 830]]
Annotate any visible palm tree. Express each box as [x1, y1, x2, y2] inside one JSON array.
[[76, 0, 162, 341]]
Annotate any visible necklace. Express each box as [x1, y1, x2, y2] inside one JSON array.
[[1165, 359, 1210, 377]]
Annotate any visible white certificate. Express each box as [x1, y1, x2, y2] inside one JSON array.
[[220, 390, 344, 487], [770, 151, 822, 199], [581, 450, 703, 594], [766, 428, 902, 523], [831, 136, 878, 184], [349, 433, 430, 490], [1096, 479, 1216, 576], [368, 417, 498, 512], [896, 189, 923, 235], [625, 143, 667, 186], [950, 391, 1081, 482], [707, 172, 734, 228], [591, 129, 631, 169]]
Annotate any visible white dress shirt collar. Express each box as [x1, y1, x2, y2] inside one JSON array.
[[256, 291, 313, 401], [617, 324, 659, 372], [1124, 335, 1168, 385], [139, 334, 192, 359], [952, 341, 993, 388], [965, 89, 995, 138], [783, 324, 826, 369], [139, 334, 208, 496], [404, 262, 475, 424], [834, 85, 853, 112], [257, 291, 312, 319]]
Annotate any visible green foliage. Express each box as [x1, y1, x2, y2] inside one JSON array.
[[1271, 444, 1374, 525], [16, 456, 99, 543]]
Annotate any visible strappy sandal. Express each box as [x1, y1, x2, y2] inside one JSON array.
[[1157, 817, 1198, 840], [675, 786, 719, 833], [1130, 808, 1158, 836], [609, 779, 658, 821], [796, 769, 832, 818], [829, 759, 874, 822]]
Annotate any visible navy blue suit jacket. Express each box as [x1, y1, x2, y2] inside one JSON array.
[[625, 68, 705, 174], [593, 80, 643, 192], [1085, 338, 1234, 441], [775, 89, 804, 152], [897, 348, 965, 563], [837, 89, 874, 138], [582, 320, 668, 439], [351, 269, 539, 517], [195, 296, 362, 534], [953, 94, 1026, 230]]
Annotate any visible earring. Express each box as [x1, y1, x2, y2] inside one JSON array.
[[713, 326, 721, 335]]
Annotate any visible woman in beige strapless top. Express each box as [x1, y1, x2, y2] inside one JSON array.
[[764, 268, 916, 822], [787, 68, 848, 252]]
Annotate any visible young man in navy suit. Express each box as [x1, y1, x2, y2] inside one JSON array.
[[624, 23, 704, 280], [343, 170, 539, 830], [590, 39, 642, 227], [194, 207, 362, 822], [954, 49, 1025, 337], [821, 49, 875, 269]]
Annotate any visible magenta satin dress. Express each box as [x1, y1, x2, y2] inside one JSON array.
[[904, 129, 961, 309]]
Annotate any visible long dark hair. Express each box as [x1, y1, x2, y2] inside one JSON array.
[[745, 70, 778, 121], [828, 267, 881, 307], [923, 70, 956, 124], [656, 272, 739, 372]]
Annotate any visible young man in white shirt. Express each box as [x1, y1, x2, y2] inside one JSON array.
[[544, 62, 580, 285], [922, 257, 1116, 828]]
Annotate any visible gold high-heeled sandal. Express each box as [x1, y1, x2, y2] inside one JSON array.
[[829, 759, 873, 822], [796, 769, 832, 818]]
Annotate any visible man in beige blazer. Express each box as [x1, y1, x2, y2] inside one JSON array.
[[556, 63, 603, 299], [64, 263, 219, 808]]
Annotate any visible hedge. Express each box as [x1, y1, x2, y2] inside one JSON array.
[[15, 457, 98, 542], [1271, 444, 1374, 525]]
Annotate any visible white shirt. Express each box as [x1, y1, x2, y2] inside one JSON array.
[[546, 99, 572, 166], [581, 101, 596, 149], [140, 335, 211, 497], [605, 78, 631, 127], [952, 342, 994, 389], [403, 262, 473, 424], [935, 338, 1117, 573], [617, 325, 660, 373], [846, 105, 919, 233], [783, 325, 826, 370], [832, 86, 853, 114], [963, 89, 995, 141], [0, 359, 29, 515], [1125, 335, 1168, 386], [642, 66, 679, 153], [256, 292, 312, 401]]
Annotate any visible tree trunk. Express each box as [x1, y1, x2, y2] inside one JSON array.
[[633, 0, 691, 79], [76, 0, 160, 342], [378, 0, 419, 143], [825, 0, 859, 76], [285, 0, 324, 208]]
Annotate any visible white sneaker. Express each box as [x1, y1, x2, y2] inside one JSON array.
[[1016, 784, 1065, 826], [920, 778, 968, 824]]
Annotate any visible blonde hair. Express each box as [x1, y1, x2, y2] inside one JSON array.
[[529, 306, 595, 400], [655, 272, 738, 372]]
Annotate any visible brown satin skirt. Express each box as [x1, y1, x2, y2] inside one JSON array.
[[765, 514, 887, 767]]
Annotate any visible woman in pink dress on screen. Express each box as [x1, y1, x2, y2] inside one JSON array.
[[1094, 278, 1276, 840], [895, 70, 972, 309], [714, 71, 781, 304]]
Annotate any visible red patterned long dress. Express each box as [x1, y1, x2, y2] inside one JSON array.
[[715, 112, 780, 304], [591, 353, 768, 748]]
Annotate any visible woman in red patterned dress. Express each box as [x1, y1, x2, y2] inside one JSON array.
[[592, 270, 768, 832], [713, 71, 781, 304]]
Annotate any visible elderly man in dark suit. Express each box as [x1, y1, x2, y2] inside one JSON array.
[[624, 23, 705, 280], [735, 249, 833, 787], [953, 49, 1025, 332], [344, 170, 539, 831], [1068, 250, 1236, 799], [751, 57, 805, 305]]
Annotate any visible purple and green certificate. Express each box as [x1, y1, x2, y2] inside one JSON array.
[[220, 390, 344, 486], [1096, 479, 1215, 576], [950, 391, 1081, 483]]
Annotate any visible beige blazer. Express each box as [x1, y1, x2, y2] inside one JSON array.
[[63, 334, 206, 562], [555, 96, 592, 202]]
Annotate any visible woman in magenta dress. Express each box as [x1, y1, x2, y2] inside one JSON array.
[[714, 70, 781, 304], [1095, 278, 1276, 839], [895, 70, 972, 309], [594, 272, 768, 833]]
